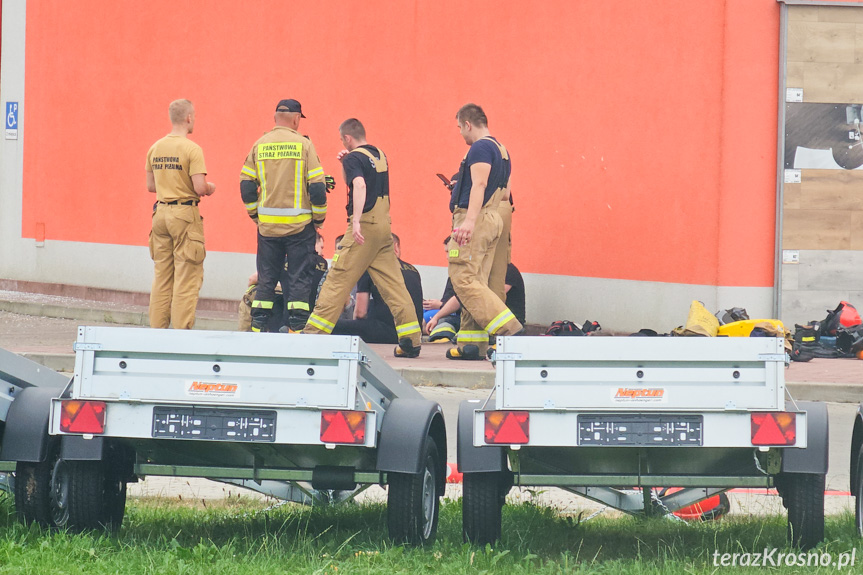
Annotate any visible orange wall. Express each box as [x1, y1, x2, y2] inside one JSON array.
[[21, 0, 780, 287]]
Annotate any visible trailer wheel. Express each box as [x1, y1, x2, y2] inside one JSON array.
[[387, 436, 440, 546], [13, 439, 59, 527], [783, 472, 825, 550], [52, 460, 107, 531], [462, 472, 504, 545], [855, 443, 863, 537], [101, 476, 127, 531]]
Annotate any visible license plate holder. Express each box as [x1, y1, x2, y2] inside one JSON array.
[[578, 414, 702, 446], [152, 406, 277, 442]]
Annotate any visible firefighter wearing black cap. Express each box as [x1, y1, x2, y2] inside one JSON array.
[[240, 99, 328, 332], [447, 103, 522, 360], [304, 118, 422, 358]]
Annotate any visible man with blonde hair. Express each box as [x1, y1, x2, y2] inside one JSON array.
[[146, 99, 216, 329]]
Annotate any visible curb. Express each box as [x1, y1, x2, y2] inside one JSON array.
[[397, 367, 494, 389], [1, 300, 236, 332], [785, 381, 863, 404]]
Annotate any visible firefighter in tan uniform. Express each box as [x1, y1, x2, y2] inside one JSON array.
[[240, 99, 328, 333], [486, 180, 514, 357], [304, 118, 422, 358], [146, 99, 216, 330], [447, 103, 522, 360]]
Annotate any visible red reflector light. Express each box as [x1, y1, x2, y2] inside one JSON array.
[[320, 410, 367, 444], [60, 400, 106, 434], [484, 411, 529, 444], [751, 412, 796, 446]]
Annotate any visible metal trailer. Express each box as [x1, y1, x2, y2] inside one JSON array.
[[0, 326, 447, 545], [459, 336, 829, 550], [850, 403, 863, 537], [0, 347, 71, 494]]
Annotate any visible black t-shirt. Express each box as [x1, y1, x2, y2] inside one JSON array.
[[450, 137, 511, 211], [357, 259, 423, 326], [505, 263, 526, 325], [342, 145, 389, 218], [441, 278, 456, 304]]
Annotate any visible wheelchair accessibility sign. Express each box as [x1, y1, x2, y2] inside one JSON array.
[[6, 102, 18, 140]]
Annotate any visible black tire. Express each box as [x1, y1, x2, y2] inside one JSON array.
[[855, 443, 863, 537], [462, 472, 505, 546], [53, 460, 107, 531], [783, 472, 825, 550], [387, 437, 440, 546], [101, 476, 127, 532], [14, 439, 59, 528]]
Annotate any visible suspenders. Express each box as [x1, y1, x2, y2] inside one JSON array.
[[452, 137, 510, 210], [351, 147, 388, 173]]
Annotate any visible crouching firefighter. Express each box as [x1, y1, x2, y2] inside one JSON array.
[[304, 118, 422, 358], [240, 99, 328, 333]]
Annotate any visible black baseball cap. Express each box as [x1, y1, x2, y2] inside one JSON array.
[[275, 99, 306, 118]]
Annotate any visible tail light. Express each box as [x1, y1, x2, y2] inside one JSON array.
[[60, 400, 106, 434], [484, 411, 529, 444], [320, 410, 367, 444], [751, 412, 796, 446]]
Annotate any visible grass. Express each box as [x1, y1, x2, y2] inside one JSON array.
[[0, 491, 861, 574]]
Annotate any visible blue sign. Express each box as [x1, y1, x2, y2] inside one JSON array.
[[5, 102, 18, 130]]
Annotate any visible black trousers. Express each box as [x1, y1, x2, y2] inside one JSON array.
[[253, 223, 316, 331], [332, 318, 398, 344]]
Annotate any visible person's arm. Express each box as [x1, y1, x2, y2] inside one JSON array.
[[425, 296, 462, 333], [306, 139, 327, 227], [354, 291, 370, 319], [189, 145, 214, 197], [453, 162, 490, 246], [192, 174, 215, 197], [351, 176, 366, 244], [423, 298, 442, 310], [146, 171, 156, 194]]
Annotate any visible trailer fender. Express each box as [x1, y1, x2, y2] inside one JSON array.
[[457, 399, 507, 473], [781, 400, 829, 475], [0, 387, 56, 462], [376, 398, 447, 492]]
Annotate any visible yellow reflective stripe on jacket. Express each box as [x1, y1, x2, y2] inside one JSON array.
[[252, 300, 274, 310], [258, 213, 312, 225], [286, 301, 310, 311], [307, 314, 335, 333], [456, 330, 487, 343], [396, 321, 421, 337], [241, 165, 257, 179], [294, 160, 304, 209], [312, 204, 327, 215], [245, 202, 258, 211], [485, 309, 516, 335], [257, 160, 267, 202], [307, 167, 324, 179]]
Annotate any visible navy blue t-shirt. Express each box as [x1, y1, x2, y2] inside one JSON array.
[[450, 137, 511, 211]]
